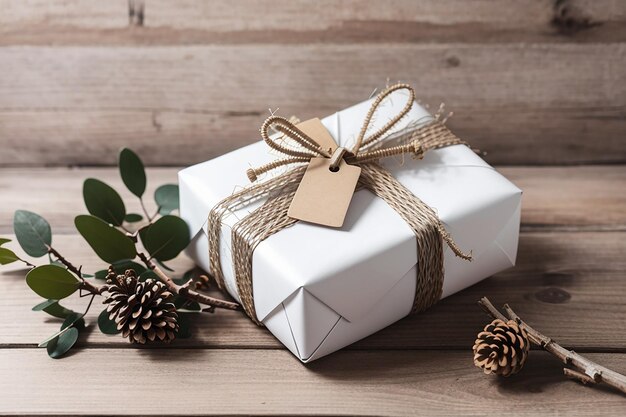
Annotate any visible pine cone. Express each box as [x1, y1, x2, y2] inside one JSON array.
[[103, 267, 179, 344], [473, 318, 530, 377]]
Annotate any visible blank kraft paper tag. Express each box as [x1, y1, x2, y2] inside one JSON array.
[[288, 157, 361, 228]]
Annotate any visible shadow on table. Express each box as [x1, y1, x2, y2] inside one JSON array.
[[306, 349, 621, 397]]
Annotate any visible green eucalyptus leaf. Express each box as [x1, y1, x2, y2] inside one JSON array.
[[83, 178, 126, 226], [138, 270, 158, 282], [0, 247, 20, 265], [177, 313, 192, 339], [47, 327, 79, 359], [74, 215, 136, 263], [32, 299, 57, 311], [98, 309, 120, 335], [32, 300, 75, 319], [173, 296, 201, 311], [172, 277, 188, 286], [154, 184, 179, 215], [141, 215, 189, 262], [61, 312, 85, 330], [186, 301, 201, 311], [124, 213, 143, 223], [172, 268, 198, 286], [94, 270, 107, 280], [155, 259, 175, 272], [26, 265, 80, 300], [119, 148, 147, 198], [38, 309, 85, 348], [94, 259, 146, 280], [138, 224, 150, 245], [0, 238, 11, 246], [13, 210, 51, 257], [49, 259, 65, 267]]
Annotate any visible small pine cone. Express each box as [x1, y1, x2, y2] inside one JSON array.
[[473, 319, 530, 377], [103, 267, 179, 344]]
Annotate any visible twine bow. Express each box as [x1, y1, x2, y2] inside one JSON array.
[[247, 84, 423, 182], [207, 83, 472, 326], [246, 83, 472, 261]]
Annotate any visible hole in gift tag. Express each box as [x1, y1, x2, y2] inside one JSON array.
[[328, 147, 348, 174]]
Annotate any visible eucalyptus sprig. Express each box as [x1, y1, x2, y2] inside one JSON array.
[[1, 148, 239, 358]]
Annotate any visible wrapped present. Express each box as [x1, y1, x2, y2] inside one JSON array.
[[179, 84, 521, 362]]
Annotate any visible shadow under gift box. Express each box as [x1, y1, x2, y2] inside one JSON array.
[[179, 92, 522, 362]]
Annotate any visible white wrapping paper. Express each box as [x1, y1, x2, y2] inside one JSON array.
[[179, 91, 522, 362]]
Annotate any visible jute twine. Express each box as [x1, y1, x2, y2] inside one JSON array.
[[207, 84, 472, 325]]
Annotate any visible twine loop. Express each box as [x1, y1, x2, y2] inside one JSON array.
[[329, 147, 349, 171], [248, 83, 422, 181]]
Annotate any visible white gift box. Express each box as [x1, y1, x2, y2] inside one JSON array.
[[179, 91, 522, 362]]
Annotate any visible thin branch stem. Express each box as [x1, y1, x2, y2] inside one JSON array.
[[125, 230, 139, 242], [46, 245, 104, 295], [18, 257, 36, 268], [478, 297, 626, 395], [477, 297, 508, 322], [38, 293, 97, 348], [83, 293, 96, 315], [139, 197, 156, 222], [136, 252, 240, 311], [564, 368, 596, 385], [47, 245, 82, 276], [80, 279, 105, 295]]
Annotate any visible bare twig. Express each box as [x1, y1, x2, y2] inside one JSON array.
[[80, 279, 105, 295], [137, 252, 240, 311], [477, 297, 507, 321], [46, 244, 104, 295], [478, 297, 626, 395], [18, 257, 36, 268], [47, 245, 81, 276], [564, 368, 596, 385]]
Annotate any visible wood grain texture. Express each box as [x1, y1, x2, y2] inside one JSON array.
[[1, 348, 625, 416], [0, 44, 624, 166], [1, 166, 624, 234], [1, 0, 625, 44], [1, 2, 625, 413], [2, 230, 625, 350]]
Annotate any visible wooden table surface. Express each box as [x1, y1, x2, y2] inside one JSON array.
[[1, 166, 625, 415], [1, 1, 626, 415]]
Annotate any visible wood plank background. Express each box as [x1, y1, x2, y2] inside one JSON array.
[[0, 0, 624, 166], [1, 1, 626, 415]]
